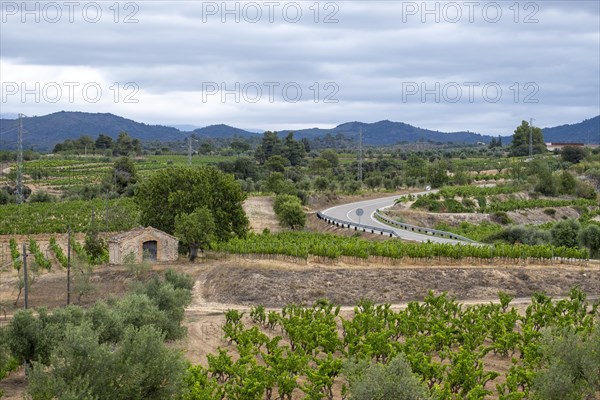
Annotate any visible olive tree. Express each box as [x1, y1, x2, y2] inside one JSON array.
[[343, 355, 430, 400], [531, 323, 600, 400]]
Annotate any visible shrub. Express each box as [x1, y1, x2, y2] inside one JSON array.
[[0, 329, 18, 398], [476, 196, 487, 209], [133, 275, 192, 340], [531, 324, 600, 399], [550, 219, 581, 248], [491, 211, 512, 225], [488, 226, 551, 246], [6, 310, 51, 366], [444, 198, 469, 213], [579, 224, 600, 258], [28, 191, 54, 203], [560, 146, 587, 164], [343, 355, 430, 400], [26, 324, 186, 400], [0, 189, 14, 204], [558, 171, 577, 195], [575, 181, 598, 200], [84, 227, 108, 265], [411, 195, 442, 212], [461, 198, 477, 210], [164, 269, 194, 291], [273, 194, 305, 230]]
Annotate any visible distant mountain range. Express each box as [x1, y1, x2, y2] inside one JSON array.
[[0, 111, 598, 151], [283, 120, 491, 145], [541, 116, 600, 144]]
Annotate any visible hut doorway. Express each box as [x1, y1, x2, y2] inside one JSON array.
[[142, 240, 158, 262]]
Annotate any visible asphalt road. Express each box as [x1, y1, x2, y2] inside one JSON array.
[[320, 190, 464, 244]]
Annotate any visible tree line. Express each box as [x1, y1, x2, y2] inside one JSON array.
[[52, 132, 142, 156]]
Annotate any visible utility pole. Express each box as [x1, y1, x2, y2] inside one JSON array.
[[105, 192, 109, 232], [357, 128, 363, 182], [188, 136, 192, 165], [528, 118, 534, 160], [67, 226, 71, 305], [16, 114, 24, 204], [22, 242, 28, 309]]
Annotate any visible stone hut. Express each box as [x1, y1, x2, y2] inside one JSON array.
[[108, 226, 179, 264]]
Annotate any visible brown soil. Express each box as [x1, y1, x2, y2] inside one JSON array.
[[243, 196, 281, 233], [507, 207, 581, 224], [386, 206, 582, 229], [386, 205, 583, 229], [198, 260, 600, 307], [2, 257, 597, 322]]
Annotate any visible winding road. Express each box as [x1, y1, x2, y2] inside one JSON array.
[[320, 190, 465, 244]]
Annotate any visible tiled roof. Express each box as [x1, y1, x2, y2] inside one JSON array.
[[109, 226, 178, 243]]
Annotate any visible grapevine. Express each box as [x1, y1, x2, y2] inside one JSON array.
[[184, 289, 599, 399]]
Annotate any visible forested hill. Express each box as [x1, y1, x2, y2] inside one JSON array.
[[1, 111, 597, 151], [0, 111, 184, 151], [283, 120, 492, 145], [541, 116, 600, 144]]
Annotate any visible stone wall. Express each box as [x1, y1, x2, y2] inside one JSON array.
[[109, 228, 178, 264]]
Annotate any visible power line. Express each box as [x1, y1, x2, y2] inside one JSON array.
[[0, 127, 19, 135]]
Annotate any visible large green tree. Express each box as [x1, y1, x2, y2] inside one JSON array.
[[510, 120, 545, 156], [109, 156, 138, 195], [561, 146, 587, 164], [282, 132, 306, 166], [579, 224, 600, 258], [95, 134, 113, 150], [550, 219, 581, 248], [273, 194, 305, 230], [114, 132, 141, 156], [134, 166, 248, 241], [254, 131, 283, 164]]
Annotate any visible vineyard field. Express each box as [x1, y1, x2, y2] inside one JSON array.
[[0, 198, 139, 234], [213, 231, 590, 261], [184, 289, 599, 399]]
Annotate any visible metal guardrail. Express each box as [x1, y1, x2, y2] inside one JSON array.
[[373, 211, 476, 243], [316, 212, 398, 238], [317, 206, 476, 243]]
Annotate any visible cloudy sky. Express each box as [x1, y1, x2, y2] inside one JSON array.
[[1, 0, 599, 135]]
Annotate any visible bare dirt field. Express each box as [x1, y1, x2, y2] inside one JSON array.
[[197, 259, 600, 307], [1, 257, 598, 319], [387, 206, 583, 228], [243, 196, 281, 233], [385, 189, 585, 229]]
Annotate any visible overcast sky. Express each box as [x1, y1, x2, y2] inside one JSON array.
[[1, 1, 599, 135]]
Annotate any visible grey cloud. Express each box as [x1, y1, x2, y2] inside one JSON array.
[[0, 0, 597, 134]]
